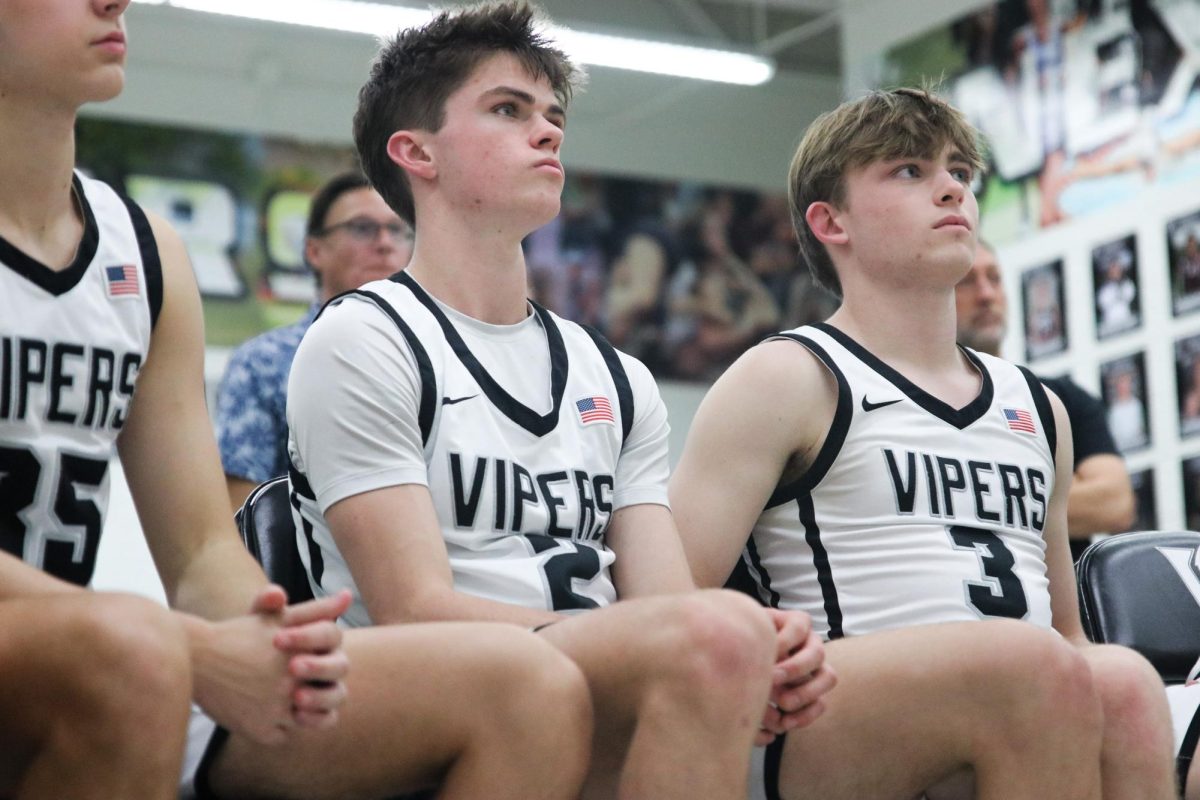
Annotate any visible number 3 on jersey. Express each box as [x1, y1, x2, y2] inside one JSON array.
[[0, 445, 108, 586], [948, 525, 1029, 620]]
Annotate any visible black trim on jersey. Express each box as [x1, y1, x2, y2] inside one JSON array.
[[764, 334, 853, 509], [581, 324, 634, 445], [192, 725, 230, 800], [287, 457, 325, 587], [799, 492, 844, 639], [1179, 703, 1200, 795], [741, 537, 782, 608], [395, 271, 568, 438], [814, 322, 994, 430], [0, 173, 99, 296], [1017, 366, 1059, 463], [317, 288, 438, 447], [763, 733, 787, 800], [120, 196, 164, 330]]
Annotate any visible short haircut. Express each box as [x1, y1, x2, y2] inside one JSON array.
[[354, 1, 583, 224], [305, 172, 371, 237], [787, 87, 984, 298]]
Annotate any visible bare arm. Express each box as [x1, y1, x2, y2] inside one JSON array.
[[671, 340, 837, 735], [1066, 454, 1135, 537], [0, 551, 78, 600], [670, 340, 836, 587], [117, 213, 270, 616], [325, 484, 560, 627], [116, 212, 349, 741], [605, 503, 696, 599], [1042, 391, 1089, 644]]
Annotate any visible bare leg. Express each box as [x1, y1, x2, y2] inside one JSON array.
[[539, 589, 778, 800], [1079, 644, 1176, 799], [210, 622, 592, 800], [777, 620, 1104, 800], [0, 593, 192, 800]]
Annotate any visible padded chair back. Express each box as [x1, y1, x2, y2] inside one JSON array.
[[1076, 531, 1200, 683], [235, 476, 314, 603]]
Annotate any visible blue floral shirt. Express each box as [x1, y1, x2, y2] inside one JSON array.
[[215, 304, 320, 484]]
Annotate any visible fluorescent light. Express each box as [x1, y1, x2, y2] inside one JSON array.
[[130, 0, 776, 85], [552, 27, 774, 86]]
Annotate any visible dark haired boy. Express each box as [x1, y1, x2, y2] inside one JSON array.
[[287, 2, 832, 796]]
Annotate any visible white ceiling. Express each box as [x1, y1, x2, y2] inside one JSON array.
[[93, 1, 995, 189]]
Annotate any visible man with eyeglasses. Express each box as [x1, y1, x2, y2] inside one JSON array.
[[216, 172, 414, 510]]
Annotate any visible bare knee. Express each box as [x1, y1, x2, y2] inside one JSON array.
[[1086, 645, 1173, 750], [963, 622, 1102, 748], [473, 629, 592, 735], [62, 594, 191, 725], [656, 590, 776, 696]]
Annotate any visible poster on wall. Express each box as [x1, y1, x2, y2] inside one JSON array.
[[1100, 351, 1151, 454], [1168, 207, 1200, 316], [1129, 468, 1157, 531], [1091, 234, 1140, 338], [1022, 259, 1067, 360], [880, 0, 1200, 245]]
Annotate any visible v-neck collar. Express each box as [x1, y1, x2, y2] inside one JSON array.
[[0, 173, 99, 296], [395, 271, 568, 437], [814, 322, 993, 430]]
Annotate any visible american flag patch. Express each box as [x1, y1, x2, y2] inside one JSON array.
[[105, 265, 139, 298], [1003, 407, 1037, 435], [576, 396, 614, 426]]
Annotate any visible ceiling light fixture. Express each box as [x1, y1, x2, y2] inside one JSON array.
[[130, 0, 776, 86]]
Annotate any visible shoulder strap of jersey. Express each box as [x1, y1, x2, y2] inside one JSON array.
[[580, 323, 634, 445], [322, 288, 438, 447], [1017, 365, 1058, 463], [762, 332, 853, 507], [118, 195, 164, 331]]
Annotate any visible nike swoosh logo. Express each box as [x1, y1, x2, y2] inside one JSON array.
[[441, 394, 479, 406], [861, 396, 903, 412]]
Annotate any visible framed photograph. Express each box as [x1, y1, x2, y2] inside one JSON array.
[[1168, 209, 1200, 317], [1183, 456, 1200, 532], [1091, 234, 1140, 338], [1128, 468, 1156, 532], [1176, 332, 1200, 438], [1099, 351, 1150, 453], [1022, 259, 1067, 361]]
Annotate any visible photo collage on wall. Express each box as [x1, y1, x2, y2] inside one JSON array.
[[876, 0, 1200, 531]]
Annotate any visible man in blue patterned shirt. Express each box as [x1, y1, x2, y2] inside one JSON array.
[[216, 172, 413, 510]]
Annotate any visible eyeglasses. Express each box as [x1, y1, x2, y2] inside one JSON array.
[[317, 217, 413, 244]]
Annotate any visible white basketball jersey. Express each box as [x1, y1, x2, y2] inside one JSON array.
[[0, 173, 161, 586], [740, 323, 1056, 639], [290, 272, 649, 625]]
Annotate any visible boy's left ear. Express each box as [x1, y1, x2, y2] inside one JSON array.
[[386, 130, 436, 181], [805, 201, 849, 247]]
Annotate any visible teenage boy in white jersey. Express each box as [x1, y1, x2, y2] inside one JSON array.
[[286, 3, 834, 797], [0, 1, 592, 798], [671, 87, 1180, 799]]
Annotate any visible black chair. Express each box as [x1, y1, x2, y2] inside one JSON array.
[[235, 477, 435, 800], [235, 476, 314, 603], [1077, 531, 1200, 794]]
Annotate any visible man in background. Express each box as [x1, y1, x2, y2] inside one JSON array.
[[956, 240, 1135, 559], [217, 173, 413, 510]]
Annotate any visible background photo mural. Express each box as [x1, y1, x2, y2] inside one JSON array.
[[77, 117, 835, 383], [880, 0, 1200, 531]]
